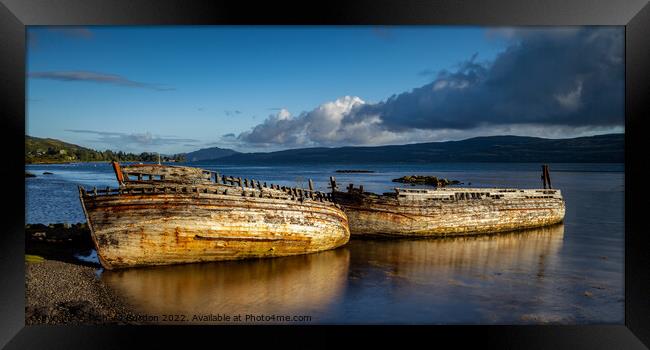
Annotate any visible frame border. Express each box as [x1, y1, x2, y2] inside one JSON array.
[[1, 0, 648, 348]]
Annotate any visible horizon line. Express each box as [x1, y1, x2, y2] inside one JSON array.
[[26, 132, 625, 155]]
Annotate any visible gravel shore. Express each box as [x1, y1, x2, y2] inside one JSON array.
[[25, 259, 140, 325]]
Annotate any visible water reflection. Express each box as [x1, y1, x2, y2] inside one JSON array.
[[102, 248, 350, 324], [28, 162, 622, 323], [103, 225, 566, 324], [329, 224, 568, 324], [349, 224, 565, 284]]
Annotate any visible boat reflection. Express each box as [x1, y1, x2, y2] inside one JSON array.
[[348, 224, 565, 286], [102, 248, 350, 324], [339, 224, 567, 324], [103, 224, 565, 324]]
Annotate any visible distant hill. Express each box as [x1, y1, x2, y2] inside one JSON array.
[[25, 136, 185, 164], [204, 134, 624, 164], [184, 146, 240, 162]]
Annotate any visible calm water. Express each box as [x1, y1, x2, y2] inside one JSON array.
[[25, 162, 624, 324]]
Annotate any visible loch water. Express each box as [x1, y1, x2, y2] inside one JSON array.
[[25, 162, 624, 324]]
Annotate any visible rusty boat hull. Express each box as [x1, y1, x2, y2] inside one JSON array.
[[331, 187, 565, 237], [79, 168, 350, 269]]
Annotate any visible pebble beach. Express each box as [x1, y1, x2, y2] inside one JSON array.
[[24, 223, 142, 325], [25, 259, 138, 325]]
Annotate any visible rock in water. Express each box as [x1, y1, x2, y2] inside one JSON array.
[[392, 175, 462, 187]]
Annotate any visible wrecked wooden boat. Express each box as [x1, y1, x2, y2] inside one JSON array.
[[330, 165, 565, 237], [78, 162, 349, 269]]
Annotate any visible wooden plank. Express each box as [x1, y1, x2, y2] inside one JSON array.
[[79, 186, 350, 269], [111, 161, 125, 184]]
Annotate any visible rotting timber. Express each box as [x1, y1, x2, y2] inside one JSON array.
[[78, 162, 349, 269], [330, 165, 565, 237]]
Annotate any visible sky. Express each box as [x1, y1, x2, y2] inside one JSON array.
[[26, 26, 624, 154]]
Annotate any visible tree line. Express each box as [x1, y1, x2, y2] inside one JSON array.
[[26, 146, 186, 164]]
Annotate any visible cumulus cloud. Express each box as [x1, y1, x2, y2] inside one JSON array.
[[237, 27, 623, 148], [28, 71, 174, 91], [239, 96, 394, 147]]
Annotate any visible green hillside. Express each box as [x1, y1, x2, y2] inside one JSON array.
[[25, 136, 185, 164]]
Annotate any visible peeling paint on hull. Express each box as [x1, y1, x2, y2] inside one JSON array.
[[332, 187, 566, 237], [79, 189, 350, 269]]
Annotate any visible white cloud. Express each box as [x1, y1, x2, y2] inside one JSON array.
[[239, 96, 374, 147], [237, 27, 623, 149]]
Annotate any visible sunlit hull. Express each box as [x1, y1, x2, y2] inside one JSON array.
[[79, 185, 350, 269], [332, 187, 565, 237]]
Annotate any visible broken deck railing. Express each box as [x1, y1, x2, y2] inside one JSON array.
[[79, 175, 334, 203]]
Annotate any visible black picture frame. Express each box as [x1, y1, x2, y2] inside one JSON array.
[[1, 0, 648, 348]]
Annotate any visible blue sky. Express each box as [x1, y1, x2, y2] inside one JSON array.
[[26, 26, 624, 154]]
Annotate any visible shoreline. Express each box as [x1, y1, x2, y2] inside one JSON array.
[[26, 160, 180, 165], [24, 223, 145, 325], [26, 259, 143, 325]]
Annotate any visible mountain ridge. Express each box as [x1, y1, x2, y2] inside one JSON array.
[[184, 146, 240, 162], [199, 133, 624, 164]]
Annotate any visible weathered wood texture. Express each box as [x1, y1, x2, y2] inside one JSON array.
[[119, 164, 212, 185], [79, 184, 349, 269], [115, 164, 333, 202], [332, 187, 565, 237]]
